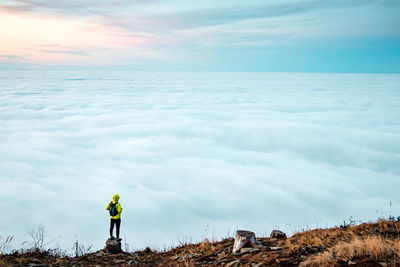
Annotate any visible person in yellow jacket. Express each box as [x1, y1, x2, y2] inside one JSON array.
[[106, 194, 122, 240]]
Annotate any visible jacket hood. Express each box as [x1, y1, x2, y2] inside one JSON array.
[[112, 194, 120, 203]]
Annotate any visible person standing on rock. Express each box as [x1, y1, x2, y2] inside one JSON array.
[[106, 194, 122, 241]]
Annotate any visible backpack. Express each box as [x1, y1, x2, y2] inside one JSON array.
[[109, 202, 118, 216]]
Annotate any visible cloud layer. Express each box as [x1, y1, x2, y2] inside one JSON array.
[[1, 71, 399, 251]]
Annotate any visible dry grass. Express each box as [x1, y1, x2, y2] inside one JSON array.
[[198, 238, 215, 253], [299, 235, 399, 267], [177, 238, 220, 255], [285, 227, 356, 252], [286, 219, 400, 253]]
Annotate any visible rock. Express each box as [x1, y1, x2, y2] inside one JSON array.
[[104, 238, 123, 254], [227, 260, 241, 267], [348, 260, 356, 265], [251, 263, 262, 267], [305, 246, 323, 254], [270, 230, 287, 240], [240, 247, 253, 254], [232, 230, 257, 253], [269, 246, 282, 251], [379, 263, 388, 266], [240, 247, 261, 254]]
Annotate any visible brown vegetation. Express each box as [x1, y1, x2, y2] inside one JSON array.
[[1, 219, 399, 266]]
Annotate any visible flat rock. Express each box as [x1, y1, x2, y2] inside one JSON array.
[[240, 247, 261, 254], [240, 247, 253, 254], [269, 246, 282, 251]]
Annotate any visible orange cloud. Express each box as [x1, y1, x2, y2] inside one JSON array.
[[0, 8, 157, 65]]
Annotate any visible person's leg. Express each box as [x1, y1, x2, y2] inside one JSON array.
[[110, 219, 115, 238], [116, 219, 121, 239]]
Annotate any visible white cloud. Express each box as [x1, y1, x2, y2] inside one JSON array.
[[0, 71, 399, 251]]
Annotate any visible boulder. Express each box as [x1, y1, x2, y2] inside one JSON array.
[[270, 230, 287, 240], [232, 230, 257, 253], [104, 238, 123, 254]]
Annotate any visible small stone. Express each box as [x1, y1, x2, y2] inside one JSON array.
[[240, 247, 261, 254], [115, 259, 125, 264], [305, 246, 321, 254], [251, 263, 262, 267], [270, 246, 282, 251], [379, 263, 388, 266], [348, 260, 356, 265], [240, 247, 253, 254], [127, 260, 137, 265], [261, 254, 267, 258]]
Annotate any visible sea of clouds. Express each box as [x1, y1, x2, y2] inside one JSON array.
[[1, 71, 399, 252]]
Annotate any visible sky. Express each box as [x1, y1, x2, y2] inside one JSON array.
[[1, 71, 400, 251], [0, 0, 400, 72]]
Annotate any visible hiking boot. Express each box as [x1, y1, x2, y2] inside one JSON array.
[[117, 238, 122, 241]]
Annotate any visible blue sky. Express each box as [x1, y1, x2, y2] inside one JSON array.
[[0, 0, 400, 72]]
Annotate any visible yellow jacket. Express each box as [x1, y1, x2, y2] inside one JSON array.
[[106, 194, 122, 219]]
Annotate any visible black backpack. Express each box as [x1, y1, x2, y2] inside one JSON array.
[[109, 202, 118, 216]]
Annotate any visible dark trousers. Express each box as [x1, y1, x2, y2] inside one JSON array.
[[110, 218, 121, 238]]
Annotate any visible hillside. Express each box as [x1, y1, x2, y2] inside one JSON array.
[[1, 220, 399, 266]]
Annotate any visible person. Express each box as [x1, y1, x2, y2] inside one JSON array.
[[106, 194, 122, 241]]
